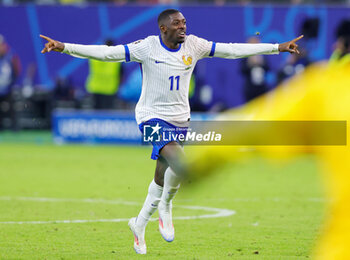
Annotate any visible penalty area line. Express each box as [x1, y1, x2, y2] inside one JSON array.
[[0, 196, 236, 225]]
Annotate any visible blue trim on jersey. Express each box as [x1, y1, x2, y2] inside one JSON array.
[[139, 64, 143, 77], [159, 35, 182, 52], [209, 42, 216, 57], [139, 63, 143, 85], [124, 45, 130, 62]]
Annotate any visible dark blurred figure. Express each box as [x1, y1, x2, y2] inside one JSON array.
[[240, 36, 269, 102], [188, 66, 217, 112], [53, 77, 77, 109], [0, 34, 21, 130], [276, 48, 310, 85], [117, 64, 142, 109], [277, 17, 320, 85], [189, 68, 204, 111], [277, 17, 317, 84], [329, 19, 350, 66], [85, 39, 123, 110], [330, 36, 350, 66]]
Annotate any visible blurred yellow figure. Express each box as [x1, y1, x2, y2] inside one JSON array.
[[188, 61, 350, 259]]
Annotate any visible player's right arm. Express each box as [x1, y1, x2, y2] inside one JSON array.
[[40, 35, 65, 53], [40, 34, 127, 62]]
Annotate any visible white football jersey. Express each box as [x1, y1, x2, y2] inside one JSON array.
[[63, 35, 279, 125], [125, 35, 213, 125]]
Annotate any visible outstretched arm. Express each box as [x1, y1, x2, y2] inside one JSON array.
[[40, 35, 65, 53], [40, 34, 126, 62], [278, 35, 304, 54], [213, 35, 304, 59]]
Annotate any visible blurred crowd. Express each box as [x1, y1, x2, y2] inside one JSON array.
[[0, 11, 349, 130], [1, 0, 350, 5]]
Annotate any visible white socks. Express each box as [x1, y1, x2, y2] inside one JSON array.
[[159, 167, 181, 212], [136, 180, 163, 229], [135, 167, 182, 229]]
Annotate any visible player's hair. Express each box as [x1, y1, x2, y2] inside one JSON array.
[[157, 9, 180, 26]]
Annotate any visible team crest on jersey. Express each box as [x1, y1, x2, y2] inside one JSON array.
[[182, 55, 193, 66], [132, 40, 142, 45]]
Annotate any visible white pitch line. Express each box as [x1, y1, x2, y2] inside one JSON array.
[[176, 197, 326, 203], [0, 196, 236, 225], [0, 196, 140, 206]]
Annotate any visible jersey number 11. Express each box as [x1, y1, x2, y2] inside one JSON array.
[[169, 76, 180, 91]]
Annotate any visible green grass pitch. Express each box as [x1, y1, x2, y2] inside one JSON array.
[[0, 142, 325, 259]]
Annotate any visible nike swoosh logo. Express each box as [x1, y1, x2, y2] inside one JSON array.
[[155, 60, 165, 64]]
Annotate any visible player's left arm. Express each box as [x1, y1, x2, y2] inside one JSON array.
[[277, 35, 304, 54], [213, 35, 304, 59]]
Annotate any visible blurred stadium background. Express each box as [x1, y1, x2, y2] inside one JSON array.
[[0, 0, 350, 138], [0, 0, 349, 259]]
